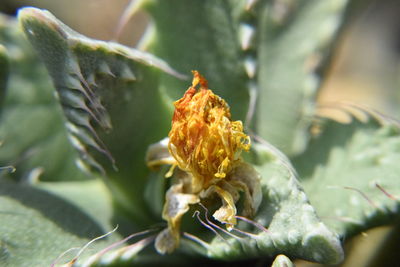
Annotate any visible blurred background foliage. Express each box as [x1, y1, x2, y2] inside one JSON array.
[[0, 0, 400, 266], [1, 0, 399, 115], [317, 0, 400, 119], [0, 0, 149, 46]]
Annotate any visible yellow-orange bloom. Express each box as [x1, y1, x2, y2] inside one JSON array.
[[149, 71, 261, 254], [168, 71, 251, 193]]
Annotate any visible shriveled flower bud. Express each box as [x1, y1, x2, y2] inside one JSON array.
[[148, 71, 261, 254], [168, 71, 251, 192]]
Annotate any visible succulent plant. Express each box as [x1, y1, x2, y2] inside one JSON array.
[[0, 1, 399, 266]]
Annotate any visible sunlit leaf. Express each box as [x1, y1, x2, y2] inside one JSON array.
[[144, 0, 250, 121], [0, 179, 117, 266], [0, 13, 86, 182], [18, 8, 180, 223], [294, 113, 400, 236], [181, 141, 343, 264], [256, 0, 350, 155]]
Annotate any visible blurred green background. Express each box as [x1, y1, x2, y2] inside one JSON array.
[[1, 0, 399, 117], [0, 0, 400, 117]]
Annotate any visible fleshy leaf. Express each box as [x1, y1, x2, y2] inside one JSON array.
[[0, 13, 86, 182], [143, 0, 250, 121], [143, 0, 352, 156], [183, 141, 343, 264], [74, 248, 216, 267], [18, 7, 179, 223], [293, 111, 400, 237], [38, 179, 115, 230], [256, 0, 350, 155], [0, 179, 118, 266], [8, 180, 186, 267], [255, 0, 348, 154], [271, 254, 294, 267], [74, 235, 156, 267], [0, 44, 8, 110]]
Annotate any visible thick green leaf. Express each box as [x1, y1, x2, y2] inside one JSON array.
[[31, 180, 186, 267], [18, 8, 181, 224], [0, 179, 117, 267], [39, 180, 115, 230], [256, 0, 350, 155], [143, 0, 352, 155], [180, 142, 343, 264], [0, 13, 87, 182], [293, 114, 400, 236], [271, 254, 294, 267], [144, 0, 250, 121]]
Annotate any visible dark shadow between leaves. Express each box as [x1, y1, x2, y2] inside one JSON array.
[[0, 180, 105, 239]]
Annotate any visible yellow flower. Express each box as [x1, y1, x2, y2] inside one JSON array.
[[147, 71, 261, 254], [168, 71, 251, 192]]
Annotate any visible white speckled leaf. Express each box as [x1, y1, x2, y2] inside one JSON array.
[[0, 13, 87, 182], [257, 0, 350, 155], [272, 254, 295, 267], [294, 115, 400, 237], [143, 0, 251, 121], [183, 142, 344, 264], [0, 180, 117, 266], [18, 7, 180, 224], [143, 0, 351, 156]]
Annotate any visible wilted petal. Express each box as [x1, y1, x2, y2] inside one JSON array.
[[154, 228, 176, 254], [229, 162, 262, 216], [200, 184, 237, 227], [156, 183, 199, 254], [146, 137, 176, 169]]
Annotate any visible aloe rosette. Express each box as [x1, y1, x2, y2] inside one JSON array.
[[0, 1, 399, 266]]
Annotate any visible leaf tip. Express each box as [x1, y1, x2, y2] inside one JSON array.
[[302, 224, 344, 264], [18, 7, 69, 44]]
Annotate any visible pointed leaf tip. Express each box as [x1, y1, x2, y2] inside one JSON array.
[[17, 7, 183, 221], [18, 7, 65, 37]]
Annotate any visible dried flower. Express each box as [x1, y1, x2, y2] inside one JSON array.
[[147, 71, 261, 254], [168, 71, 251, 191]]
